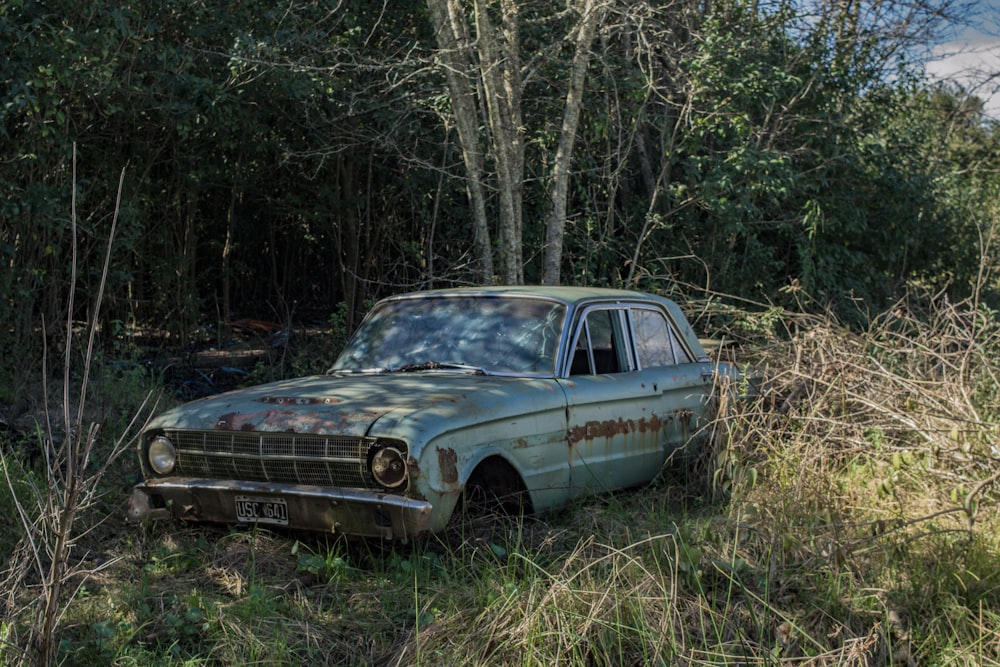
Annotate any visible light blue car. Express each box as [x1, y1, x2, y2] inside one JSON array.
[[128, 286, 736, 539]]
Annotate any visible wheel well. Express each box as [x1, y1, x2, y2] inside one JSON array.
[[463, 456, 533, 515]]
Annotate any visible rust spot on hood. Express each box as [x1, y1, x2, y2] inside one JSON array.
[[216, 410, 294, 431], [214, 407, 380, 434], [437, 447, 458, 485], [259, 396, 342, 405], [216, 412, 241, 430]]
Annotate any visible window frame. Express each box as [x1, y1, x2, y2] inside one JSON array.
[[564, 301, 698, 377], [567, 306, 635, 375]]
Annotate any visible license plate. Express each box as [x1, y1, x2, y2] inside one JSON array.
[[235, 496, 288, 526]]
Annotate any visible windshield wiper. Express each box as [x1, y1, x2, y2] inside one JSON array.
[[394, 361, 488, 375]]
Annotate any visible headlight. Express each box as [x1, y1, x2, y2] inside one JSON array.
[[370, 444, 407, 489], [148, 436, 177, 475]]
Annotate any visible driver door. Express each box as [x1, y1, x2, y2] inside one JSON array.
[[557, 306, 666, 495], [557, 303, 714, 497]]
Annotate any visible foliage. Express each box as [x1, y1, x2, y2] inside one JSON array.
[[0, 0, 447, 377], [2, 0, 998, 376], [4, 5, 1000, 663], [559, 0, 999, 324]]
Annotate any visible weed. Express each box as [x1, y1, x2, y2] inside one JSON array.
[[0, 152, 158, 667], [292, 539, 352, 583]]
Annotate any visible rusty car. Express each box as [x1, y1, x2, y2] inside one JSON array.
[[128, 286, 735, 539]]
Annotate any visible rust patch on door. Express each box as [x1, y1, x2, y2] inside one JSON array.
[[568, 414, 664, 445], [437, 447, 459, 484]]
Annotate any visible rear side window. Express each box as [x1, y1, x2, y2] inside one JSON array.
[[632, 308, 692, 368]]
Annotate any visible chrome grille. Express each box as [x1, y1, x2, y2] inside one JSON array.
[[167, 430, 379, 490]]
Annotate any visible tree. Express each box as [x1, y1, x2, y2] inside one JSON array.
[[425, 0, 608, 285], [2, 0, 995, 381], [578, 0, 982, 318], [0, 0, 446, 360]]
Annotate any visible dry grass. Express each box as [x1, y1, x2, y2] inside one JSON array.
[[732, 294, 1000, 561], [3, 291, 1000, 666]]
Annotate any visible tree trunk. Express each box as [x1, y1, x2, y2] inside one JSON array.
[[426, 0, 495, 284], [336, 154, 360, 327], [222, 171, 240, 329], [541, 0, 605, 286], [474, 0, 525, 285]]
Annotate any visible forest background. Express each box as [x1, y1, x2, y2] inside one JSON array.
[[3, 0, 999, 378]]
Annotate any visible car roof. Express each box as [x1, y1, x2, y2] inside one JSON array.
[[383, 285, 671, 307], [377, 285, 710, 363]]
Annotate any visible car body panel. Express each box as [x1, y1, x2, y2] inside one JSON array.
[[559, 363, 712, 495]]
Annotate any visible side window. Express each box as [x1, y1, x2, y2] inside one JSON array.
[[632, 309, 674, 368], [632, 308, 692, 368], [669, 325, 693, 364], [570, 309, 631, 375]]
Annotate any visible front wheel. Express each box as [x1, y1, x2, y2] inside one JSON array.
[[449, 457, 532, 530]]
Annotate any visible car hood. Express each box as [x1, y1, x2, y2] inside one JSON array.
[[145, 372, 562, 440]]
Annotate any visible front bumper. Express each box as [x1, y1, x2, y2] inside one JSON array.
[[127, 477, 434, 540]]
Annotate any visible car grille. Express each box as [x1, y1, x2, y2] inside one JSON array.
[[167, 430, 380, 490]]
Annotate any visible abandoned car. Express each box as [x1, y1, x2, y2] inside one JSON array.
[[128, 286, 735, 539]]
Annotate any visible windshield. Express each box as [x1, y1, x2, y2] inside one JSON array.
[[331, 296, 567, 375]]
